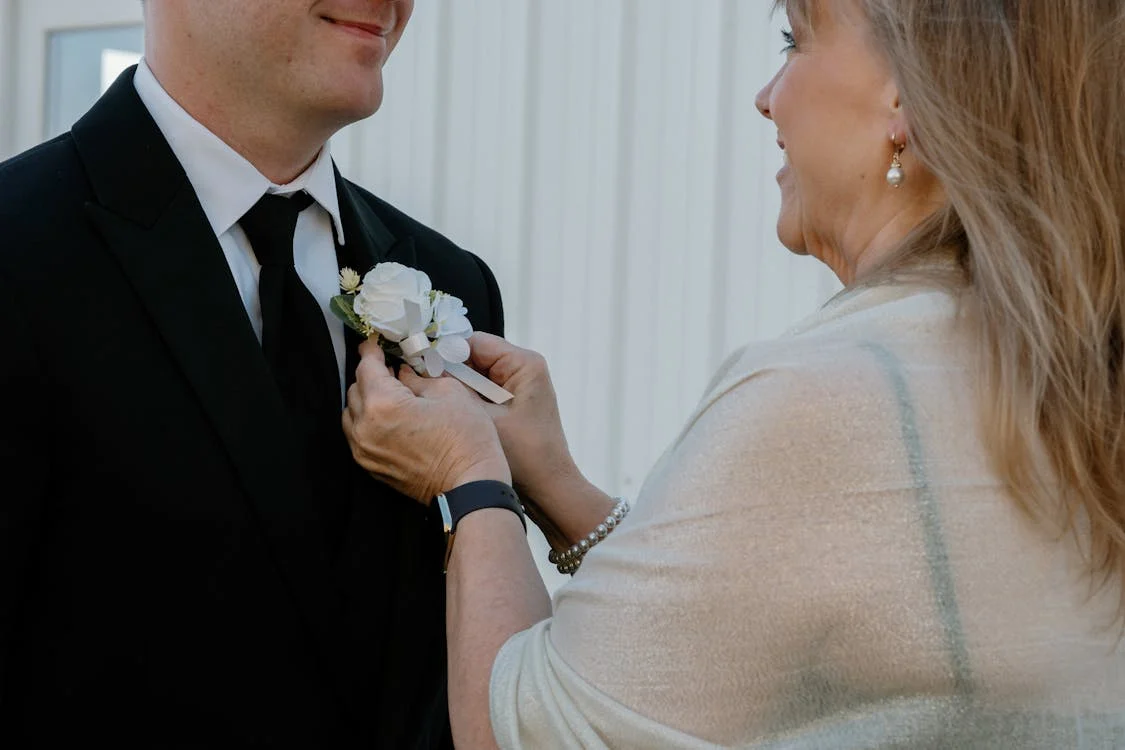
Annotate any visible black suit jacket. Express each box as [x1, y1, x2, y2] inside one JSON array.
[[0, 67, 503, 749]]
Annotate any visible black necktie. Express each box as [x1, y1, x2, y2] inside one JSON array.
[[240, 192, 348, 539]]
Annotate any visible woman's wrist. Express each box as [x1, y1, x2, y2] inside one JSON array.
[[446, 459, 513, 495], [518, 465, 616, 548], [547, 498, 630, 575]]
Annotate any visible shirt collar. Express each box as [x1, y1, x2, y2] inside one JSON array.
[[132, 58, 346, 245]]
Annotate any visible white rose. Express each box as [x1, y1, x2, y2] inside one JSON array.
[[352, 263, 433, 342]]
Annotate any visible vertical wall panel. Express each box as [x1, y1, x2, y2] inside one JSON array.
[[566, 4, 627, 493], [615, 0, 668, 495], [521, 0, 629, 491], [0, 0, 15, 158]]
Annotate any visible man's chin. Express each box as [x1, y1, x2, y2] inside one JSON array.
[[320, 93, 384, 130], [311, 75, 385, 123]]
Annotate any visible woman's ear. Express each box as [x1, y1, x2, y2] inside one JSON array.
[[886, 88, 909, 146]]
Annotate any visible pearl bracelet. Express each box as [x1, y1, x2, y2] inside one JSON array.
[[547, 499, 630, 576]]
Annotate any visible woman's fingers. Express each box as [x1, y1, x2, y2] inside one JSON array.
[[354, 338, 395, 391], [343, 352, 510, 501], [399, 365, 465, 399], [468, 333, 550, 391], [466, 332, 515, 373], [399, 367, 488, 411], [357, 335, 386, 362], [349, 341, 415, 427]]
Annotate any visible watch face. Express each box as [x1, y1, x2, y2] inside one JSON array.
[[436, 493, 454, 535], [434, 494, 455, 574]]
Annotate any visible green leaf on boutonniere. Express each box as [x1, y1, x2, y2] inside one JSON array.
[[330, 294, 370, 336]]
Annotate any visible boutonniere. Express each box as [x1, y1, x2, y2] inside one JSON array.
[[331, 262, 513, 404]]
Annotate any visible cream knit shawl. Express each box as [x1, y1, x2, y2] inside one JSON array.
[[490, 282, 1125, 748]]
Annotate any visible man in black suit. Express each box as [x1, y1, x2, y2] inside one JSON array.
[[0, 1, 504, 747]]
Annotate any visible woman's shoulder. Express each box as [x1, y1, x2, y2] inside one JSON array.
[[679, 283, 974, 455], [703, 284, 969, 405]]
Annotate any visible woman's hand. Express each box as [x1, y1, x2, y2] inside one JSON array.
[[343, 338, 511, 504], [468, 333, 579, 499], [469, 333, 615, 546]]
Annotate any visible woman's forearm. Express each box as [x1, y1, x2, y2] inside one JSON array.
[[446, 509, 552, 750], [522, 469, 617, 549]]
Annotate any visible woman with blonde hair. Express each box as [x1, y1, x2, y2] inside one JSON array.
[[343, 0, 1125, 746]]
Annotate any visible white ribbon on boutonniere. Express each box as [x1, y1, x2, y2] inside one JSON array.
[[330, 262, 514, 404]]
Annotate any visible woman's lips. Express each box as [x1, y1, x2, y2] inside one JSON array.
[[776, 142, 789, 181]]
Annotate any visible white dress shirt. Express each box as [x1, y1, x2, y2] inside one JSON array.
[[133, 58, 349, 400]]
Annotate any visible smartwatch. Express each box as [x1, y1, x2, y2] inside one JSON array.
[[435, 480, 526, 573]]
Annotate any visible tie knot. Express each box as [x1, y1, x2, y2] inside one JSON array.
[[240, 191, 316, 267]]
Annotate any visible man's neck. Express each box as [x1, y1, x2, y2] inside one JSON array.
[[145, 57, 331, 185]]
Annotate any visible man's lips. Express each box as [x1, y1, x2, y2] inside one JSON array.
[[324, 18, 390, 38]]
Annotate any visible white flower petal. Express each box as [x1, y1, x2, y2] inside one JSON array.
[[361, 262, 432, 301], [358, 297, 406, 322], [403, 295, 434, 332], [423, 348, 445, 377], [439, 314, 473, 338], [435, 335, 471, 364], [414, 269, 434, 297], [371, 316, 412, 342], [432, 294, 474, 337]]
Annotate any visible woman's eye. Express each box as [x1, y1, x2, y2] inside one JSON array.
[[781, 28, 797, 53]]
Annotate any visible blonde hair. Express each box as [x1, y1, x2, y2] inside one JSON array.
[[783, 0, 1125, 615]]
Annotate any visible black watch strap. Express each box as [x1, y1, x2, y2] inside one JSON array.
[[441, 480, 526, 531], [435, 480, 526, 573]]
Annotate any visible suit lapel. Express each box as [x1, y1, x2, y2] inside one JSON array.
[[333, 169, 418, 388], [71, 68, 368, 728]]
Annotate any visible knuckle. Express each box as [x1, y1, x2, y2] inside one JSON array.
[[434, 379, 461, 395]]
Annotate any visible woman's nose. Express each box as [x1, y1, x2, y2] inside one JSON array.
[[755, 72, 779, 120]]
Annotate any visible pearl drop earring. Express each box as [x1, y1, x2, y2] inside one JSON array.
[[886, 135, 906, 188]]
